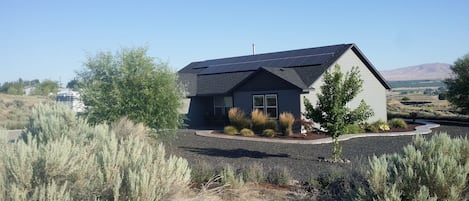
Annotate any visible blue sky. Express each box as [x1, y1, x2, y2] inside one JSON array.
[[1, 1, 468, 85]]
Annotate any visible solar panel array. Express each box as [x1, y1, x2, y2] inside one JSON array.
[[199, 53, 332, 75], [194, 44, 346, 75]]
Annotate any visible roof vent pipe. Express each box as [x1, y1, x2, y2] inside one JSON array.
[[252, 43, 256, 55]]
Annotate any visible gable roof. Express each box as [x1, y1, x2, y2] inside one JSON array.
[[178, 43, 390, 96]]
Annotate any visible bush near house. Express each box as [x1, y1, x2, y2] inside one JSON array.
[[251, 109, 268, 133], [264, 119, 278, 130], [228, 107, 250, 130], [262, 129, 277, 137], [387, 118, 408, 129], [365, 120, 390, 132], [240, 128, 255, 137], [224, 125, 238, 135], [344, 124, 364, 134], [279, 112, 295, 136]]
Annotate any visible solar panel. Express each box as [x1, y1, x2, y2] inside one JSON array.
[[198, 52, 336, 75], [194, 43, 349, 75]]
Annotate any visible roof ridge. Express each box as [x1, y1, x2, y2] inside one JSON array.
[[196, 43, 350, 64]]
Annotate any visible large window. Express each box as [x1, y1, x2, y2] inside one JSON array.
[[214, 96, 233, 116], [252, 94, 277, 119]]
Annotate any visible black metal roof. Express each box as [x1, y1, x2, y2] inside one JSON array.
[[178, 43, 390, 96]]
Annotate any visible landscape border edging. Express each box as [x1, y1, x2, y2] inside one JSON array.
[[194, 120, 440, 145]]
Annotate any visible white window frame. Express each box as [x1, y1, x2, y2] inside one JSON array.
[[265, 94, 278, 119], [252, 94, 278, 119]]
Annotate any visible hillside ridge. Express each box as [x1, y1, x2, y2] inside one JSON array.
[[380, 63, 451, 81]]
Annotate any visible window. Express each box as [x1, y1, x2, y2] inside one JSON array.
[[214, 96, 233, 116], [252, 94, 277, 119], [253, 95, 264, 111]]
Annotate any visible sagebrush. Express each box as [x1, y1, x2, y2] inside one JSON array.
[[0, 104, 191, 201], [367, 133, 469, 200]]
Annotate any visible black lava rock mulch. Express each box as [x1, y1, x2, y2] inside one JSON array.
[[166, 123, 469, 181]]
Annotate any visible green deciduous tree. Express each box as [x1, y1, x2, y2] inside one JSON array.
[[33, 79, 59, 96], [66, 79, 79, 91], [304, 65, 374, 161], [77, 47, 184, 139], [1, 78, 25, 95], [445, 54, 469, 114]]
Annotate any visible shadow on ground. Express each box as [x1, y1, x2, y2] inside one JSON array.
[[180, 146, 289, 159]]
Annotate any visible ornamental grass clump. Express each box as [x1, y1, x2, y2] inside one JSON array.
[[387, 118, 408, 129], [240, 128, 255, 137], [251, 109, 268, 133], [279, 112, 295, 136], [366, 120, 389, 132], [228, 107, 250, 130], [264, 119, 278, 130], [224, 126, 238, 135], [0, 103, 191, 201], [367, 133, 469, 200], [263, 129, 277, 137]]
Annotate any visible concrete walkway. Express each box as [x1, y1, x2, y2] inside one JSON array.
[[195, 120, 440, 145]]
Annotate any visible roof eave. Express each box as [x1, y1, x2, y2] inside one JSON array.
[[350, 44, 392, 90]]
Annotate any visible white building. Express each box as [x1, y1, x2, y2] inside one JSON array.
[[56, 89, 85, 112]]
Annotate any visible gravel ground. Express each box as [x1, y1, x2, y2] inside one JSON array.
[[166, 123, 469, 181]]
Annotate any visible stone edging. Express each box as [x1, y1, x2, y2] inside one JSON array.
[[194, 120, 440, 145]]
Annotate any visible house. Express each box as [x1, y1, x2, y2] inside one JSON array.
[[178, 43, 391, 129]]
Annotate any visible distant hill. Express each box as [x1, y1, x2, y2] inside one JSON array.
[[380, 63, 452, 81]]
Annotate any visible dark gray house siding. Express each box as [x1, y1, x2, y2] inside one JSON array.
[[233, 70, 302, 120], [186, 96, 213, 127], [234, 90, 301, 120]]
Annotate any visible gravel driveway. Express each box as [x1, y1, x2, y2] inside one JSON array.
[[166, 123, 469, 181]]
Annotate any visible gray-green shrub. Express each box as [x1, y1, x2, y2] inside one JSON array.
[[191, 161, 216, 184], [266, 166, 291, 186], [367, 133, 469, 200], [241, 163, 265, 184], [387, 118, 408, 129], [220, 165, 244, 188], [0, 103, 191, 201]]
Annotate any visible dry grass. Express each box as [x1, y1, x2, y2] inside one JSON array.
[[251, 109, 268, 124], [251, 109, 268, 133], [228, 108, 250, 130], [175, 184, 290, 201], [387, 94, 469, 121], [0, 94, 54, 129], [279, 112, 295, 136]]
